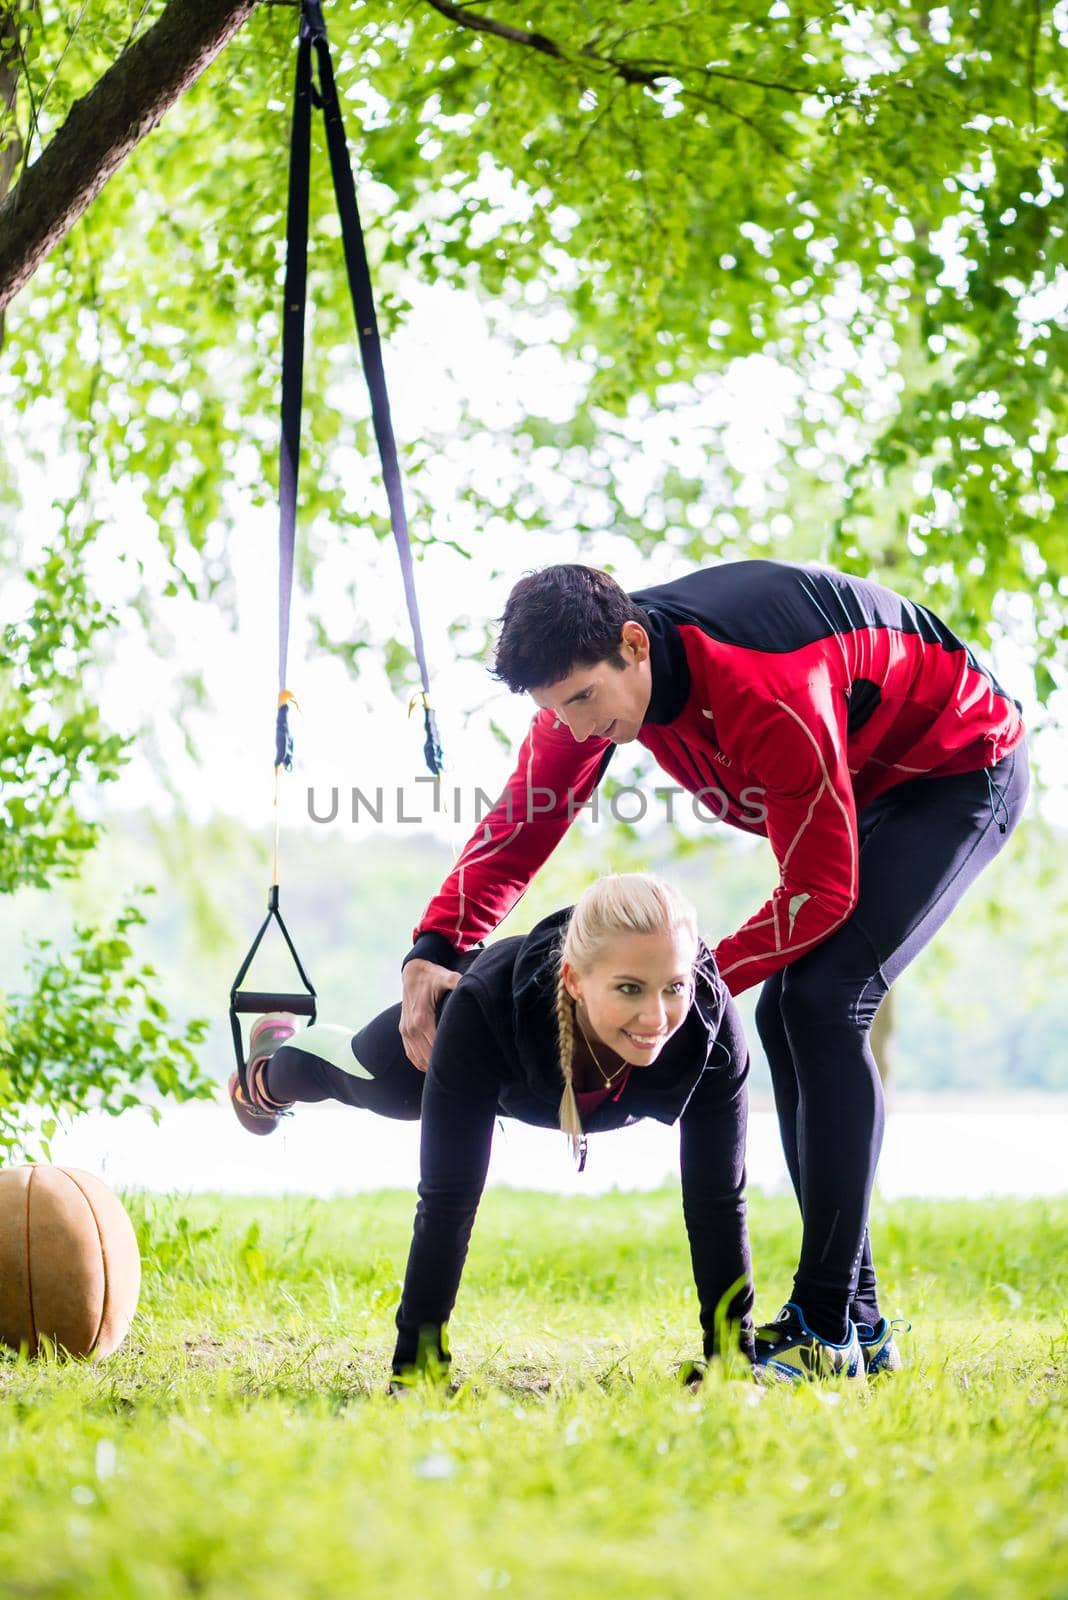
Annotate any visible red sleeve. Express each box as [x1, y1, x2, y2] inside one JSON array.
[[712, 688, 859, 995], [412, 709, 612, 952]]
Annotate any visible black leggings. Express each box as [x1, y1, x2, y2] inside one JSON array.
[[264, 953, 482, 1116], [754, 747, 1029, 1341], [271, 1004, 438, 1120]]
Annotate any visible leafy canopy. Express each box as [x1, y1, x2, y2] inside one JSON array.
[[2, 0, 1066, 683]]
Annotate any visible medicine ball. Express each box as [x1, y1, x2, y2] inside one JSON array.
[[0, 1165, 141, 1359]]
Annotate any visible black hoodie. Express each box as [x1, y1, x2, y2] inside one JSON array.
[[466, 906, 733, 1128], [392, 909, 755, 1376]]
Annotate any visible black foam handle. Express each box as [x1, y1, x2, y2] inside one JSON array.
[[231, 991, 317, 1016]]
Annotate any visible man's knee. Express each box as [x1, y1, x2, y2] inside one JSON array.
[[780, 964, 859, 1035], [778, 919, 888, 1036]]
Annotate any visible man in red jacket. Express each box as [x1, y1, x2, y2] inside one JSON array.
[[400, 561, 1028, 1379]]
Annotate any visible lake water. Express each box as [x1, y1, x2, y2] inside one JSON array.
[[42, 1093, 1068, 1201]]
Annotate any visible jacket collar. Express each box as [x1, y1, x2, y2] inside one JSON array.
[[632, 601, 690, 727]]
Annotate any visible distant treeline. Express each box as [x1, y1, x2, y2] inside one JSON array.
[[3, 807, 1065, 1094]]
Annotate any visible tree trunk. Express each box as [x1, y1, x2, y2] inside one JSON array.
[[0, 0, 260, 314]]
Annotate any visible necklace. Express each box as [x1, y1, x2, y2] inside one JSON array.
[[575, 1008, 628, 1089]]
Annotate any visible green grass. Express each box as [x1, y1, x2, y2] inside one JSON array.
[[1, 1189, 1065, 1599]]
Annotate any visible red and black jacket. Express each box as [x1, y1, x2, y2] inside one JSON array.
[[407, 561, 1025, 995]]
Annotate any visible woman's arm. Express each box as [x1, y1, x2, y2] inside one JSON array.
[[391, 983, 503, 1381], [678, 993, 755, 1364]]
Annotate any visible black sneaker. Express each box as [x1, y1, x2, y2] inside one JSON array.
[[856, 1316, 910, 1376], [754, 1303, 865, 1385]]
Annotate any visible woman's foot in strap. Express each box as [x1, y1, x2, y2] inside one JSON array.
[[228, 1013, 298, 1136]]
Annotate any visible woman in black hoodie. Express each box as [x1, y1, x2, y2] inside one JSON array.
[[230, 873, 754, 1383]]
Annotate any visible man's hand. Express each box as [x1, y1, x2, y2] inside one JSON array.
[[400, 959, 462, 1072]]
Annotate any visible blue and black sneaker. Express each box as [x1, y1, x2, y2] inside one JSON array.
[[856, 1317, 910, 1376], [753, 1303, 865, 1386]]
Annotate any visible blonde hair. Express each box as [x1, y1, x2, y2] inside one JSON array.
[[555, 874, 699, 1159]]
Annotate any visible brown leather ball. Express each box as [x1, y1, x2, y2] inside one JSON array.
[[0, 1165, 141, 1359]]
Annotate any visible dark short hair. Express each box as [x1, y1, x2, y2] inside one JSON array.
[[491, 565, 651, 693]]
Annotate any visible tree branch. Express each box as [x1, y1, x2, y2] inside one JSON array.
[[0, 3, 23, 344], [0, 0, 259, 314], [422, 0, 809, 94], [685, 84, 795, 165], [423, 0, 572, 68], [29, 0, 95, 172], [618, 56, 810, 96], [0, 6, 21, 202]]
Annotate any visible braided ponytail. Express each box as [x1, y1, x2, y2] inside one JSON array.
[[554, 967, 583, 1161]]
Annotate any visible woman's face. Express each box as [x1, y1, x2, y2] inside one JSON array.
[[563, 927, 696, 1068]]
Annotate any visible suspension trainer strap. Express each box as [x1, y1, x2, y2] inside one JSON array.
[[292, 0, 444, 777], [226, 22, 321, 1089], [229, 884, 318, 1092], [275, 20, 316, 775]]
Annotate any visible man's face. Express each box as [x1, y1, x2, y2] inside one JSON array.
[[530, 622, 652, 744]]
